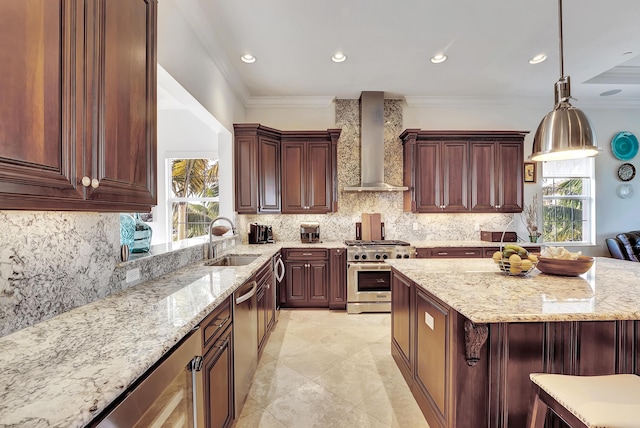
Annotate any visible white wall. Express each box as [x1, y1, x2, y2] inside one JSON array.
[[245, 104, 336, 130]]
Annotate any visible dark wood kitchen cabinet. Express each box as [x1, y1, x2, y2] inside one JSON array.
[[402, 138, 469, 212], [391, 270, 413, 379], [401, 130, 527, 214], [200, 297, 233, 428], [282, 249, 329, 308], [234, 124, 281, 214], [233, 125, 340, 214], [470, 138, 524, 212], [255, 260, 275, 355], [329, 248, 347, 310], [0, 0, 157, 212], [281, 129, 341, 214]]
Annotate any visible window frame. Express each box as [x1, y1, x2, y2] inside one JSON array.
[[540, 159, 596, 246]]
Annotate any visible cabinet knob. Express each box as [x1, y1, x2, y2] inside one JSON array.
[[81, 176, 100, 188]]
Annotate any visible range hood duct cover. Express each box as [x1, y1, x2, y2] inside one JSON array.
[[344, 91, 408, 192]]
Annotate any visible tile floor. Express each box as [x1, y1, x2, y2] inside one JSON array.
[[232, 309, 430, 428]]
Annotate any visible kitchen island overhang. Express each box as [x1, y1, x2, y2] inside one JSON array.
[[387, 257, 640, 428]]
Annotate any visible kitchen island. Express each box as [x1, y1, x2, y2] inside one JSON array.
[[386, 257, 640, 428]]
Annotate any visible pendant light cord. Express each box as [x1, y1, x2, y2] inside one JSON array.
[[558, 0, 564, 77]]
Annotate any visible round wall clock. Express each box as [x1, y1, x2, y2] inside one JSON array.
[[617, 163, 636, 181]]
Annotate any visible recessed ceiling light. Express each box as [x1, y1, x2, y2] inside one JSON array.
[[331, 52, 347, 63], [241, 54, 256, 64], [529, 54, 547, 64], [600, 89, 622, 96], [430, 53, 447, 64]]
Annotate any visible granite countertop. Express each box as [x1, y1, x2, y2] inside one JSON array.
[[0, 244, 284, 428], [386, 257, 640, 324]]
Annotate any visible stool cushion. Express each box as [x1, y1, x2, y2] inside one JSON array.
[[530, 373, 640, 428]]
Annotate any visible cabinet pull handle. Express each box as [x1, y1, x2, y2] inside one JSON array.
[[302, 253, 313, 256], [266, 283, 270, 289], [213, 337, 229, 350], [212, 316, 230, 328], [465, 252, 476, 255], [438, 252, 448, 255]]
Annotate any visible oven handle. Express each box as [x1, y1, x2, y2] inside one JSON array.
[[347, 262, 392, 271]]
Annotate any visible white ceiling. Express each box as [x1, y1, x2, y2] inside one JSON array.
[[176, 0, 640, 107]]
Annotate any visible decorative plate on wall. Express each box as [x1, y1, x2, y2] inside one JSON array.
[[617, 163, 636, 182], [611, 132, 639, 161]]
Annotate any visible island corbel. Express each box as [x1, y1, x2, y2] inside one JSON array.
[[464, 319, 488, 366]]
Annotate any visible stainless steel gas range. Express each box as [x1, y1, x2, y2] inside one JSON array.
[[345, 240, 415, 314]]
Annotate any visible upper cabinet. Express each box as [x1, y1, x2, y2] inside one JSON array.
[[0, 0, 157, 212], [234, 124, 340, 215], [401, 130, 527, 214]]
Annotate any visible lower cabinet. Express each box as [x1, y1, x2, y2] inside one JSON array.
[[416, 245, 541, 259], [256, 261, 275, 355], [200, 297, 233, 428], [329, 248, 347, 310], [391, 270, 413, 379], [282, 249, 329, 308]]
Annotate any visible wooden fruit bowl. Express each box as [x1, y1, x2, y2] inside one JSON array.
[[536, 255, 594, 277]]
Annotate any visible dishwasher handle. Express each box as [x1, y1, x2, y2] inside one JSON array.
[[235, 281, 257, 305], [276, 258, 285, 282]]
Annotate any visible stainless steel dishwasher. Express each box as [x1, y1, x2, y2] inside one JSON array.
[[233, 279, 258, 418]]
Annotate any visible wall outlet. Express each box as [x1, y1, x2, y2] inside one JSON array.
[[474, 223, 480, 232], [126, 267, 140, 283], [413, 222, 419, 231]]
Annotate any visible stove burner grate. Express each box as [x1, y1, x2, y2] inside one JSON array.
[[345, 240, 411, 246]]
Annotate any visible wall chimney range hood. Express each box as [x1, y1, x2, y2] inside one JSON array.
[[344, 91, 408, 192]]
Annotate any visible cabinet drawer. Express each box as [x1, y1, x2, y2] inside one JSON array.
[[284, 248, 328, 260], [202, 297, 231, 352], [424, 247, 483, 258]]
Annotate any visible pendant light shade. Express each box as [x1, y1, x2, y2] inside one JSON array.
[[530, 0, 601, 162]]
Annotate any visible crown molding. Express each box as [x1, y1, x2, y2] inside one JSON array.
[[245, 96, 335, 109]]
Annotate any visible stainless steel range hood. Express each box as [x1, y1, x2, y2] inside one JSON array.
[[344, 91, 408, 192]]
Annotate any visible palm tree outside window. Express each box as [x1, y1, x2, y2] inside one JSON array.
[[169, 159, 219, 241], [541, 158, 595, 244]]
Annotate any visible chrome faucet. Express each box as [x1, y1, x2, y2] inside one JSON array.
[[208, 216, 237, 259]]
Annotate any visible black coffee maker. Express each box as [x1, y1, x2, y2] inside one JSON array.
[[248, 223, 274, 244]]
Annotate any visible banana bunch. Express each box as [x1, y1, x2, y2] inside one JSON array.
[[492, 244, 538, 275]]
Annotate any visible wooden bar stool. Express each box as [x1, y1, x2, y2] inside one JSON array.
[[528, 373, 640, 428]]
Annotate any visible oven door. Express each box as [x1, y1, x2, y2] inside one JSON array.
[[347, 262, 391, 303]]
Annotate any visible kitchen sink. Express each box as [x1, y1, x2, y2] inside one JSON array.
[[205, 254, 260, 267]]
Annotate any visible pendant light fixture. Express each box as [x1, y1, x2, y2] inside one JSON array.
[[530, 0, 601, 162]]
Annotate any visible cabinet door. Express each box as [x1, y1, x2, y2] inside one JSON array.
[[234, 135, 258, 213], [329, 249, 347, 310], [442, 141, 469, 211], [264, 268, 275, 332], [307, 142, 332, 213], [415, 290, 449, 417], [258, 136, 281, 213], [392, 271, 412, 371], [203, 325, 233, 428], [281, 142, 306, 213], [257, 285, 267, 353], [0, 1, 85, 206], [285, 261, 307, 305], [414, 142, 442, 212], [469, 142, 497, 211], [496, 142, 523, 212], [85, 0, 157, 209], [308, 261, 329, 307]]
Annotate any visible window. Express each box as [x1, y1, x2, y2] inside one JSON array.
[[168, 159, 219, 241], [541, 158, 595, 244]]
